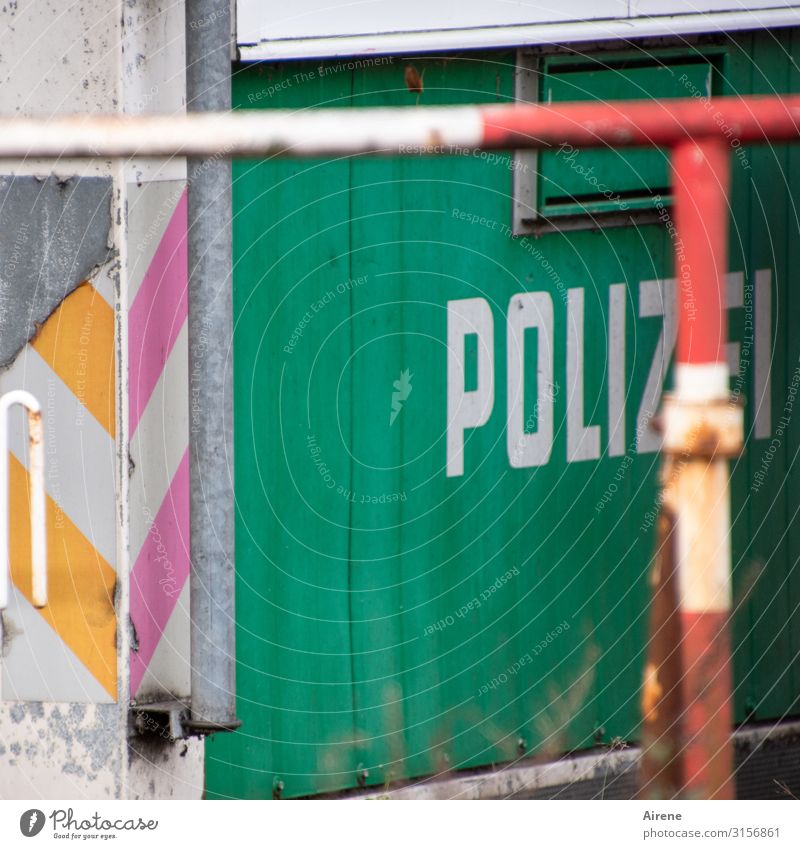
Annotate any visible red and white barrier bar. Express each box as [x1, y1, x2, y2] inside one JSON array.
[[2, 95, 793, 800], [0, 96, 796, 159]]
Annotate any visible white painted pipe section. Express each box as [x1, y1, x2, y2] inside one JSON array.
[[0, 109, 484, 159], [0, 98, 796, 161], [674, 362, 731, 402], [0, 390, 46, 611]]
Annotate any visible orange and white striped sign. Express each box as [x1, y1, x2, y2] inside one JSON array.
[[1, 271, 117, 702]]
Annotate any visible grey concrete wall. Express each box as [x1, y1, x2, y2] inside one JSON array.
[[0, 0, 203, 801]]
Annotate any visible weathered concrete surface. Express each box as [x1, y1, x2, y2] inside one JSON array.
[[0, 0, 121, 178], [0, 0, 120, 119], [128, 733, 205, 800], [0, 703, 121, 799], [0, 175, 113, 367], [0, 0, 203, 800]]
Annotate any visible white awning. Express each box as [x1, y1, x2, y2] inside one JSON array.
[[236, 1, 800, 61]]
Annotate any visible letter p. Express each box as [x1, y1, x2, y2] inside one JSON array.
[[446, 298, 495, 477]]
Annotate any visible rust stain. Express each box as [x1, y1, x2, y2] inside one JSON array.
[[28, 410, 42, 447], [426, 129, 444, 149], [642, 662, 663, 721], [689, 422, 721, 456], [404, 65, 424, 95]]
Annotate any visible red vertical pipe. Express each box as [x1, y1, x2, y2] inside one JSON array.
[[680, 608, 735, 798], [669, 138, 735, 799], [672, 139, 731, 378]]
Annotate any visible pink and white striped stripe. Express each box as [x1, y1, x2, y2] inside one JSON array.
[[127, 182, 191, 701]]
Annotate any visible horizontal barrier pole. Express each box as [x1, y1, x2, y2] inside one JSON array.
[[0, 96, 797, 159]]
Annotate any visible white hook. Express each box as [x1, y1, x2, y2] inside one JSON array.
[[0, 390, 46, 611]]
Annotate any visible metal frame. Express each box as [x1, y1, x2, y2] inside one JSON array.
[[5, 93, 797, 797]]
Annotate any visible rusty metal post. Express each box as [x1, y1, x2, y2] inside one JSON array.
[[639, 501, 684, 799], [642, 138, 743, 799]]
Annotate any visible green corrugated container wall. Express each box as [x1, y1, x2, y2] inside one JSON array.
[[206, 28, 800, 798]]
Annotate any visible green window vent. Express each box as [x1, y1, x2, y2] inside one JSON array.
[[514, 48, 722, 233]]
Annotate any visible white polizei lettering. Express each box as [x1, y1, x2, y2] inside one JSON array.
[[506, 292, 554, 468], [446, 297, 495, 477], [607, 283, 626, 458], [754, 268, 772, 439], [445, 268, 769, 473], [637, 278, 677, 454], [726, 344, 741, 378], [566, 288, 600, 461], [726, 270, 745, 310], [726, 271, 744, 378]]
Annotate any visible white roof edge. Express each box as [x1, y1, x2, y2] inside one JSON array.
[[238, 8, 800, 62]]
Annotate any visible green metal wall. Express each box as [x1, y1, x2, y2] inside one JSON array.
[[206, 30, 800, 798]]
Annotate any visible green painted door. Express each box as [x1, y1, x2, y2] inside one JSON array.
[[207, 31, 800, 798]]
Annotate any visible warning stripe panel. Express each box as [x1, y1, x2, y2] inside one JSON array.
[[134, 580, 190, 700], [9, 454, 117, 701], [0, 587, 111, 703], [128, 180, 191, 703], [129, 188, 188, 435], [2, 277, 118, 704], [32, 282, 116, 439], [129, 449, 190, 697], [4, 344, 117, 569], [129, 322, 189, 559], [127, 181, 187, 308]]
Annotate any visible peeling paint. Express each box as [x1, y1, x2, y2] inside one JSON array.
[[0, 176, 113, 368]]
